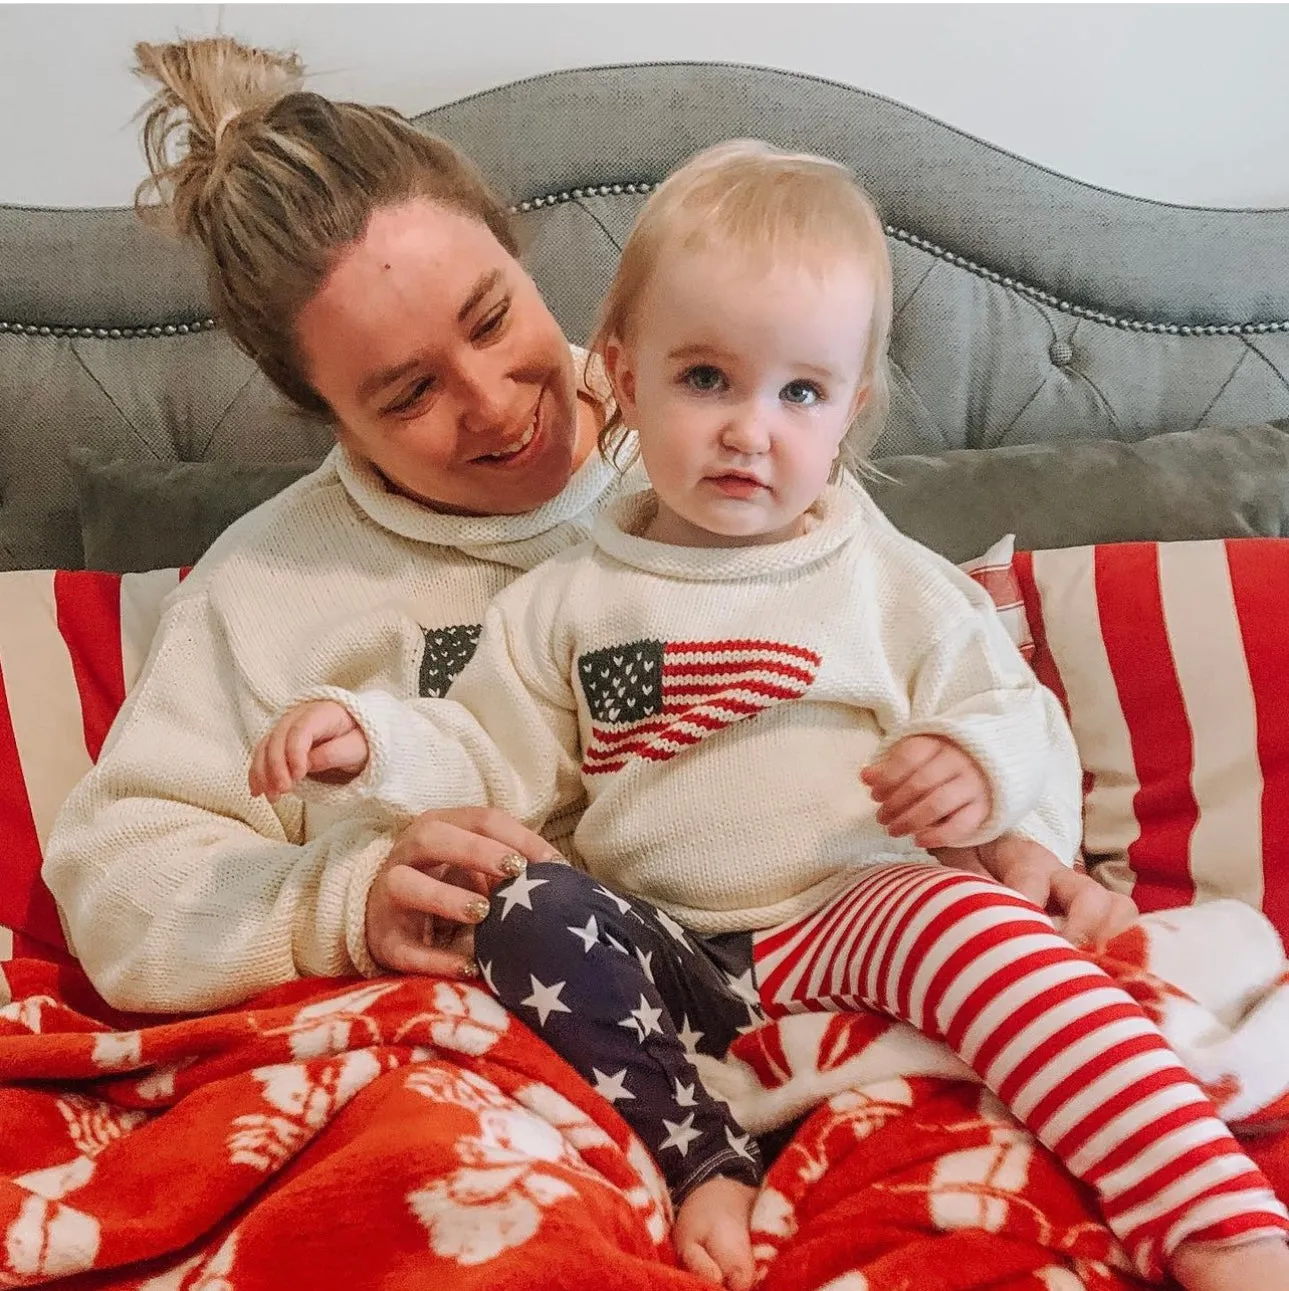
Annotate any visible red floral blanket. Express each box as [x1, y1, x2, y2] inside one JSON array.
[[3, 901, 1286, 1290]]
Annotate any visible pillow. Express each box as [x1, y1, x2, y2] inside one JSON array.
[[0, 567, 184, 961], [66, 450, 319, 574], [866, 422, 1289, 564], [0, 540, 1023, 965], [1014, 537, 1289, 941]]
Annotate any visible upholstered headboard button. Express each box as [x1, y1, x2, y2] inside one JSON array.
[[1049, 340, 1076, 368]]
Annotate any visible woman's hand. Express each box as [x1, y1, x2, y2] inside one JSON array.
[[366, 806, 562, 978], [250, 700, 369, 802], [937, 833, 1138, 948]]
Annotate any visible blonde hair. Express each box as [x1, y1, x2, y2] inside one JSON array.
[[591, 139, 893, 473], [134, 36, 517, 417]]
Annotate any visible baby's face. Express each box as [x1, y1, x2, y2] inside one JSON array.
[[610, 244, 874, 548]]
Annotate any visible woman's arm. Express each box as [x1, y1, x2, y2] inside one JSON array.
[[42, 591, 543, 1013]]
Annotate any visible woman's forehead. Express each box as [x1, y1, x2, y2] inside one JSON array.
[[297, 202, 511, 362], [336, 201, 506, 300]]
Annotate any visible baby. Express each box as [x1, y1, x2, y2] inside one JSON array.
[[252, 142, 1289, 1290]]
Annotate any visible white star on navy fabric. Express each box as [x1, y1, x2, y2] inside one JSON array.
[[619, 994, 664, 1040], [660, 1113, 702, 1157], [477, 960, 498, 994], [591, 1067, 634, 1103], [498, 872, 549, 919], [654, 908, 692, 949], [673, 1079, 698, 1108], [724, 968, 760, 1008], [605, 932, 630, 957], [676, 1016, 705, 1055], [634, 946, 655, 984], [594, 885, 632, 915], [725, 1126, 755, 1160], [521, 975, 572, 1026], [567, 915, 600, 953]]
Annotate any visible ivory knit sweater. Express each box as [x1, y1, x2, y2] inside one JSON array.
[[315, 486, 1082, 936], [44, 356, 644, 1012]]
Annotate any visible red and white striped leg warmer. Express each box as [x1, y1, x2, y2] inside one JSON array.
[[753, 862, 1288, 1280]]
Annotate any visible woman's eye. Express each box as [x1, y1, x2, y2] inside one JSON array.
[[682, 365, 726, 393], [385, 377, 434, 416], [782, 380, 823, 406], [474, 301, 510, 342]]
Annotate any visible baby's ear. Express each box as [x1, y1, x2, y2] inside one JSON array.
[[848, 382, 871, 422], [602, 337, 638, 420]]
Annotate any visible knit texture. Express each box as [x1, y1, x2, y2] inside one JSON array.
[[320, 484, 1082, 936], [43, 351, 642, 1013]]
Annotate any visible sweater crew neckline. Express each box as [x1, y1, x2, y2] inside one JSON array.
[[591, 485, 863, 582]]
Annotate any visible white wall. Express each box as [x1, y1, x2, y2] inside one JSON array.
[[2, 2, 1287, 209]]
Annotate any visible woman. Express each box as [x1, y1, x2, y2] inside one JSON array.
[[43, 36, 1129, 1017]]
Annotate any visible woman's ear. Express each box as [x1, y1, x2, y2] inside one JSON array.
[[602, 336, 639, 424]]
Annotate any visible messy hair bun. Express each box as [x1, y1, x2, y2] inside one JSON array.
[[134, 37, 305, 245]]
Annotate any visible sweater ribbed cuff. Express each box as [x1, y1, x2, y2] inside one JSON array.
[[344, 832, 392, 978], [1005, 809, 1079, 868], [892, 716, 1042, 847], [286, 686, 414, 818]]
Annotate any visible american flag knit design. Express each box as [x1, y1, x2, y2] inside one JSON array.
[[576, 638, 822, 775], [419, 625, 482, 698]]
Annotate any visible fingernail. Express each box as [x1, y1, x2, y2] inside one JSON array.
[[498, 853, 527, 878], [464, 898, 491, 923], [542, 853, 568, 866], [459, 959, 481, 979]]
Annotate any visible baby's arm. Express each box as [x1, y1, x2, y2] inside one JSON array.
[[876, 604, 1078, 850], [251, 585, 583, 834]]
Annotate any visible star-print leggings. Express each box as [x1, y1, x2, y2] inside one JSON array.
[[474, 860, 1288, 1278]]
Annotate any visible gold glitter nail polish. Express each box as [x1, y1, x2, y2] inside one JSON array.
[[499, 853, 527, 878], [464, 898, 491, 923], [459, 959, 481, 979]]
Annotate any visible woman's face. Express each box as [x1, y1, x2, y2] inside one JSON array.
[[296, 200, 583, 516]]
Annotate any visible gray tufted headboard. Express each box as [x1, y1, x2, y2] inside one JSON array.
[[3, 61, 1289, 572]]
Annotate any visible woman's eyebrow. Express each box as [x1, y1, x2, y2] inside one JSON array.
[[359, 357, 423, 403], [458, 269, 503, 322]]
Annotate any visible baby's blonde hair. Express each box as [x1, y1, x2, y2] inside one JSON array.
[[590, 139, 893, 471]]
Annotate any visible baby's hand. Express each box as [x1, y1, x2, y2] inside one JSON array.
[[673, 1176, 757, 1290], [249, 700, 369, 802], [861, 734, 991, 849]]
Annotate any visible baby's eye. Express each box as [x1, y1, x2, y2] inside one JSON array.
[[682, 365, 726, 393], [781, 380, 823, 407]]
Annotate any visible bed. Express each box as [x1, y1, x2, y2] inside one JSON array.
[[4, 62, 1289, 1290]]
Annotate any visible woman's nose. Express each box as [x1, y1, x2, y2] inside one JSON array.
[[457, 357, 516, 437]]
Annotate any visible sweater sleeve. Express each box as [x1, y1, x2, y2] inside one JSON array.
[[300, 582, 584, 836], [43, 592, 395, 1014], [893, 594, 1082, 856]]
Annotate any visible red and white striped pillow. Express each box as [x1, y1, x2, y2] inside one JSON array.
[[1015, 538, 1289, 939], [0, 568, 185, 961]]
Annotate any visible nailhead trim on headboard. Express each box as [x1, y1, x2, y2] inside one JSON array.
[[0, 318, 219, 340], [2, 183, 1287, 338]]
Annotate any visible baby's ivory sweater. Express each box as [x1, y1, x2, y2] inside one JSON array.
[[44, 368, 642, 1012], [316, 486, 1082, 935]]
